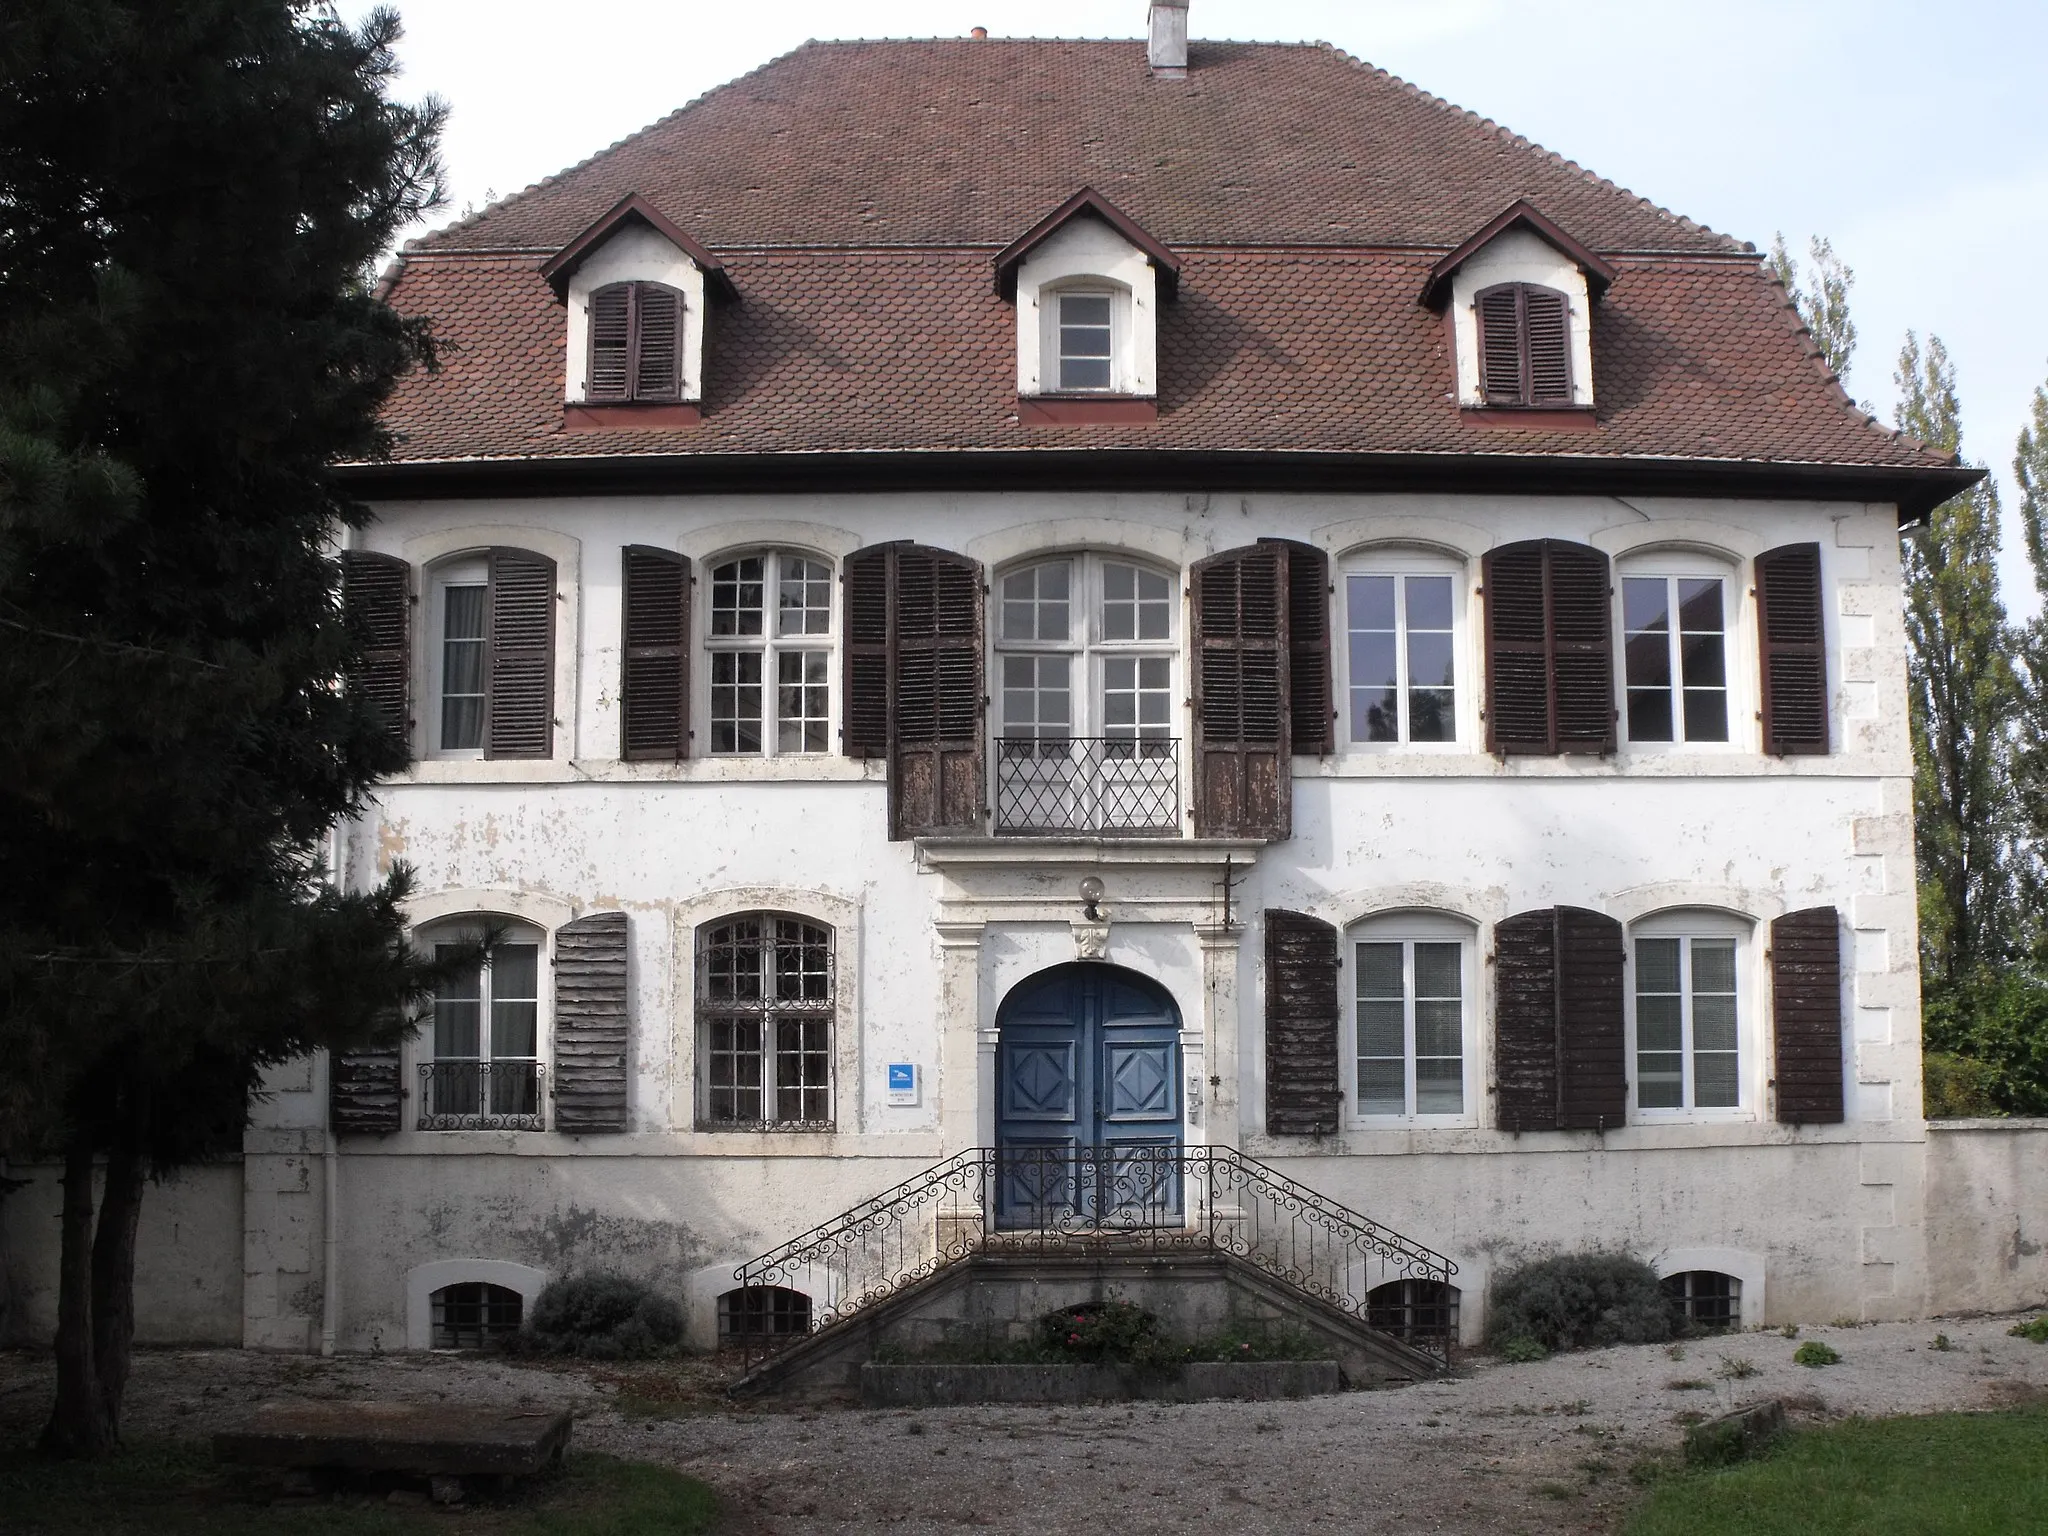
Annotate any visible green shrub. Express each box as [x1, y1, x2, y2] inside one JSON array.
[[1793, 1340, 1841, 1367], [1923, 971, 2048, 1116], [519, 1271, 685, 1360], [1500, 1336, 1550, 1363], [2007, 1316, 2048, 1343], [1486, 1253, 1675, 1354], [1035, 1298, 1183, 1368]]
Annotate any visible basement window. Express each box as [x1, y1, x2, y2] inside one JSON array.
[[1664, 1270, 1741, 1331], [1365, 1279, 1461, 1345], [718, 1285, 812, 1344], [430, 1281, 524, 1349]]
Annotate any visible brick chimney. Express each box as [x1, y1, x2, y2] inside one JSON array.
[[1148, 1, 1188, 78]]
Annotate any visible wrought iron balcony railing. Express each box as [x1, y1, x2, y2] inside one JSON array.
[[994, 735, 1181, 836], [732, 1143, 1459, 1372], [417, 1060, 545, 1131]]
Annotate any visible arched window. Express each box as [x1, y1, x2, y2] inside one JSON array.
[[995, 552, 1178, 835], [1475, 282, 1572, 407], [587, 280, 684, 402], [717, 1285, 812, 1344], [430, 1281, 524, 1349], [704, 550, 834, 756], [420, 923, 545, 1131], [697, 914, 834, 1128], [1629, 910, 1753, 1117], [1619, 551, 1740, 746], [1366, 1279, 1460, 1344], [1341, 551, 1465, 746], [1348, 912, 1477, 1125], [1663, 1270, 1741, 1331]]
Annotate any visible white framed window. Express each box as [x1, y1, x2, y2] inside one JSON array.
[[1346, 913, 1477, 1126], [703, 550, 834, 756], [697, 913, 834, 1129], [1619, 558, 1738, 746], [420, 924, 545, 1131], [1341, 555, 1466, 746], [430, 558, 488, 756], [1629, 910, 1754, 1119], [1056, 291, 1115, 391]]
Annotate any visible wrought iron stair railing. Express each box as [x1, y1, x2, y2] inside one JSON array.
[[730, 1144, 1459, 1370]]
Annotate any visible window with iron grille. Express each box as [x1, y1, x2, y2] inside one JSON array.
[[1662, 1270, 1741, 1331], [422, 931, 544, 1131], [705, 550, 833, 756], [717, 1285, 812, 1343], [1365, 1279, 1461, 1344], [698, 914, 834, 1128], [430, 1281, 524, 1349]]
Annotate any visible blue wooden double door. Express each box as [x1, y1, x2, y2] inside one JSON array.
[[995, 964, 1184, 1229]]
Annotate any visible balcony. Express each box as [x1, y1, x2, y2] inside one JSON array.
[[993, 735, 1181, 837], [417, 1060, 545, 1131]]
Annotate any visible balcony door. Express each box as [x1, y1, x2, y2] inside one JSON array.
[[994, 963, 1183, 1229], [995, 554, 1179, 835]]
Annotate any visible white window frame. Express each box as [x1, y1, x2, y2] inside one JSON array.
[[994, 553, 1179, 741], [413, 918, 550, 1132], [1337, 550, 1471, 751], [428, 557, 489, 759], [1343, 911, 1479, 1129], [694, 911, 837, 1131], [1615, 550, 1746, 752], [1035, 280, 1137, 396], [699, 547, 837, 759], [1626, 909, 1757, 1123]]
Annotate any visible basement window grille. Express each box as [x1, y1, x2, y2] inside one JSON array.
[[430, 1282, 524, 1349]]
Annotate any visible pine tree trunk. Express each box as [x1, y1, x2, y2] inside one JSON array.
[[91, 1144, 145, 1441], [41, 1138, 112, 1458]]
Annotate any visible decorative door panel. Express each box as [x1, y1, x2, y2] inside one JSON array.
[[995, 963, 1182, 1229]]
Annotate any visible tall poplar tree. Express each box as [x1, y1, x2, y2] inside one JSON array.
[[1769, 233, 1860, 386], [1895, 333, 2017, 1006], [2008, 369, 2048, 920], [1, 1, 446, 1455]]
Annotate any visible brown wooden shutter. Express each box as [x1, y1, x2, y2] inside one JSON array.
[[330, 1043, 402, 1135], [1265, 909, 1341, 1135], [1772, 905, 1844, 1124], [620, 546, 688, 761], [1756, 543, 1829, 756], [1192, 543, 1289, 838], [633, 284, 682, 401], [552, 911, 630, 1133], [485, 547, 556, 760], [1483, 540, 1614, 755], [1277, 538, 1334, 756], [1477, 285, 1524, 404], [588, 283, 630, 401], [1554, 906, 1627, 1130], [1493, 909, 1559, 1131], [1524, 288, 1572, 404], [340, 550, 410, 755], [893, 545, 984, 839], [841, 544, 891, 758]]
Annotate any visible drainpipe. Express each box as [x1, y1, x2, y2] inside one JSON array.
[[320, 1128, 340, 1356]]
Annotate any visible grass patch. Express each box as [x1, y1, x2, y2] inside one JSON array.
[[1623, 1407, 2048, 1535], [0, 1440, 718, 1536]]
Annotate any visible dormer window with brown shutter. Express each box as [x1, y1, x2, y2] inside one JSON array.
[[1476, 283, 1573, 408], [587, 282, 684, 403]]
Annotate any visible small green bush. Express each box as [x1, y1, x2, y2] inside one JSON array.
[[2007, 1316, 2048, 1342], [1035, 1298, 1182, 1368], [1487, 1253, 1675, 1354], [519, 1271, 685, 1360], [1500, 1336, 1550, 1363], [1793, 1340, 1841, 1367]]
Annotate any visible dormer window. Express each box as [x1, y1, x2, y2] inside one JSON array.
[[1056, 292, 1115, 391], [1422, 201, 1614, 417], [588, 281, 684, 402], [540, 193, 736, 427], [1476, 283, 1572, 407], [996, 189, 1179, 422]]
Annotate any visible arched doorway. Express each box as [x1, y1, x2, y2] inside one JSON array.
[[994, 963, 1183, 1229]]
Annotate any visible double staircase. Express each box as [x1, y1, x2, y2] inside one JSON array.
[[727, 1144, 1458, 1397]]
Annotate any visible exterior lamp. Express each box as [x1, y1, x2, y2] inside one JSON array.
[[1078, 876, 1106, 922]]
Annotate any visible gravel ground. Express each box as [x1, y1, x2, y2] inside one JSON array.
[[5, 1313, 2047, 1535]]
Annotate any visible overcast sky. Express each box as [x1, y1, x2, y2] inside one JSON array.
[[350, 0, 2048, 609]]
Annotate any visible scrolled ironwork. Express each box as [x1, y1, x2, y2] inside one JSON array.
[[731, 1144, 1459, 1372], [416, 1061, 544, 1131]]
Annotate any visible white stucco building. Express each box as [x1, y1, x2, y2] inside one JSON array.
[[17, 8, 2044, 1363]]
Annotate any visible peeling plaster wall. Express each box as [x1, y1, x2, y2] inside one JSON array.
[[225, 487, 1946, 1348], [1, 1161, 243, 1346]]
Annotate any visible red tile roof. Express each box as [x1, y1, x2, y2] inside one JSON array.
[[370, 37, 1960, 496]]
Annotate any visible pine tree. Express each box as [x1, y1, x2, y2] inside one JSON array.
[[1895, 333, 2018, 1010], [0, 1, 448, 1455]]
